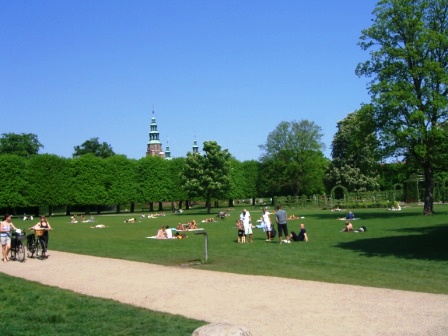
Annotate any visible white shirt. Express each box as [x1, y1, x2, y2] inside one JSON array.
[[240, 211, 251, 227]]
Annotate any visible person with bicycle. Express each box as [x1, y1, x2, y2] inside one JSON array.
[[28, 215, 52, 257], [1, 214, 18, 262]]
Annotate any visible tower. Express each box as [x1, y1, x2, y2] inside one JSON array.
[[164, 140, 172, 160], [146, 110, 165, 158], [192, 139, 199, 154]]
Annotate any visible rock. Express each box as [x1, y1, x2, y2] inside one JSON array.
[[192, 322, 253, 336]]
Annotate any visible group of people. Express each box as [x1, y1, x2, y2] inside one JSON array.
[[1, 214, 52, 262], [176, 220, 197, 231], [71, 214, 95, 223], [236, 206, 308, 244], [156, 225, 187, 239]]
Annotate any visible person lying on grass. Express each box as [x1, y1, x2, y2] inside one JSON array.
[[341, 221, 353, 232]]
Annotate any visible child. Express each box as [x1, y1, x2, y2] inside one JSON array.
[[236, 219, 245, 243]]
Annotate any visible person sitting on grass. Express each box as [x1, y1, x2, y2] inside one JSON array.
[[188, 220, 197, 229], [165, 225, 173, 239], [338, 211, 355, 221], [290, 223, 308, 242], [156, 226, 166, 239], [341, 221, 353, 232], [124, 218, 136, 223]]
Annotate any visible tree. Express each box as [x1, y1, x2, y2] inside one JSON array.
[[26, 154, 71, 214], [69, 154, 107, 212], [325, 105, 381, 192], [73, 137, 115, 158], [103, 155, 137, 212], [356, 0, 448, 214], [181, 141, 232, 213], [259, 120, 328, 196], [0, 133, 43, 157], [136, 156, 172, 211], [0, 155, 27, 210]]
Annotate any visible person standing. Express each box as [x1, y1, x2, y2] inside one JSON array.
[[29, 215, 52, 257], [290, 223, 309, 242], [1, 214, 18, 262], [240, 208, 253, 242], [262, 207, 272, 241], [275, 205, 290, 244]]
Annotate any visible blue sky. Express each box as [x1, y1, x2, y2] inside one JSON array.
[[1, 0, 377, 161]]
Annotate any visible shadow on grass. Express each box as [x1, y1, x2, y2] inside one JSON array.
[[335, 224, 448, 261], [309, 210, 424, 221]]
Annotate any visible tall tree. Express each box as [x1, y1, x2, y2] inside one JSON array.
[[26, 154, 71, 214], [103, 155, 137, 212], [69, 154, 107, 212], [325, 105, 381, 192], [259, 120, 328, 196], [181, 141, 231, 213], [0, 155, 27, 210], [356, 0, 448, 214], [73, 137, 115, 158], [0, 133, 43, 157]]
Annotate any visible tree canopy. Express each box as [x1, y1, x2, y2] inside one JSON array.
[[181, 141, 231, 213], [325, 104, 381, 192], [259, 120, 328, 196], [73, 137, 115, 158], [356, 0, 448, 214], [0, 133, 43, 157]]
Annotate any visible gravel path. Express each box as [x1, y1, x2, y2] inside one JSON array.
[[1, 251, 448, 336]]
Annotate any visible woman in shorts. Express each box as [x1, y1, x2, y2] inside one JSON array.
[[1, 214, 18, 262]]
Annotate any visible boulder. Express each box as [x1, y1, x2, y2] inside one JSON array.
[[192, 322, 253, 336]]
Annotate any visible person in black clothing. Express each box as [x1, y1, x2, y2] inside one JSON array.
[[29, 215, 52, 255], [290, 223, 309, 242]]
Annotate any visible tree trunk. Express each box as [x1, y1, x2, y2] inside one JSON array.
[[423, 165, 434, 215], [130, 202, 135, 213], [158, 202, 163, 211], [149, 202, 154, 212], [228, 199, 233, 207], [206, 197, 211, 214], [116, 204, 120, 214]]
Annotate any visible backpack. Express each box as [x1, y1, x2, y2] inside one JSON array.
[[270, 226, 277, 239]]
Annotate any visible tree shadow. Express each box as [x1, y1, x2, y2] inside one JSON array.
[[309, 210, 425, 221], [335, 224, 448, 261]]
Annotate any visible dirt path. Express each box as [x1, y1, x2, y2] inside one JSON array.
[[1, 251, 447, 336]]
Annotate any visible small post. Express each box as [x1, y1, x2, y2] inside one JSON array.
[[194, 230, 208, 263]]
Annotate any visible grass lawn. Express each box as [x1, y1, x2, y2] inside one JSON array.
[[36, 204, 448, 294], [2, 204, 447, 335]]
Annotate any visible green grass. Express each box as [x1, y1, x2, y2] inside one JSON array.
[[37, 204, 448, 294], [3, 204, 448, 335], [0, 272, 205, 336]]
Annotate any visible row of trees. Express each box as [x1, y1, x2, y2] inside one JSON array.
[[0, 141, 259, 215]]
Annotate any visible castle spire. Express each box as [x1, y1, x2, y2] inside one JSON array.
[[146, 108, 164, 158]]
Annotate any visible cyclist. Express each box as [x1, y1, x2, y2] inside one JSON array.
[[1, 214, 18, 262], [28, 215, 52, 257]]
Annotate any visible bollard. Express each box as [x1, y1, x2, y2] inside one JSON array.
[[194, 230, 208, 262]]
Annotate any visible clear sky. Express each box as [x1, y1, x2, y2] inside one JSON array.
[[1, 0, 377, 161]]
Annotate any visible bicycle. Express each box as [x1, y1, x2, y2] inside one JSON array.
[[10, 229, 26, 262], [27, 228, 47, 260]]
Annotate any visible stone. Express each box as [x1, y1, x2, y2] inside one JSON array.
[[192, 322, 253, 336]]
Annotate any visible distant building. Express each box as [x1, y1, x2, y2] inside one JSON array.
[[192, 139, 199, 154], [146, 110, 164, 158], [164, 144, 172, 160], [145, 110, 200, 159]]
